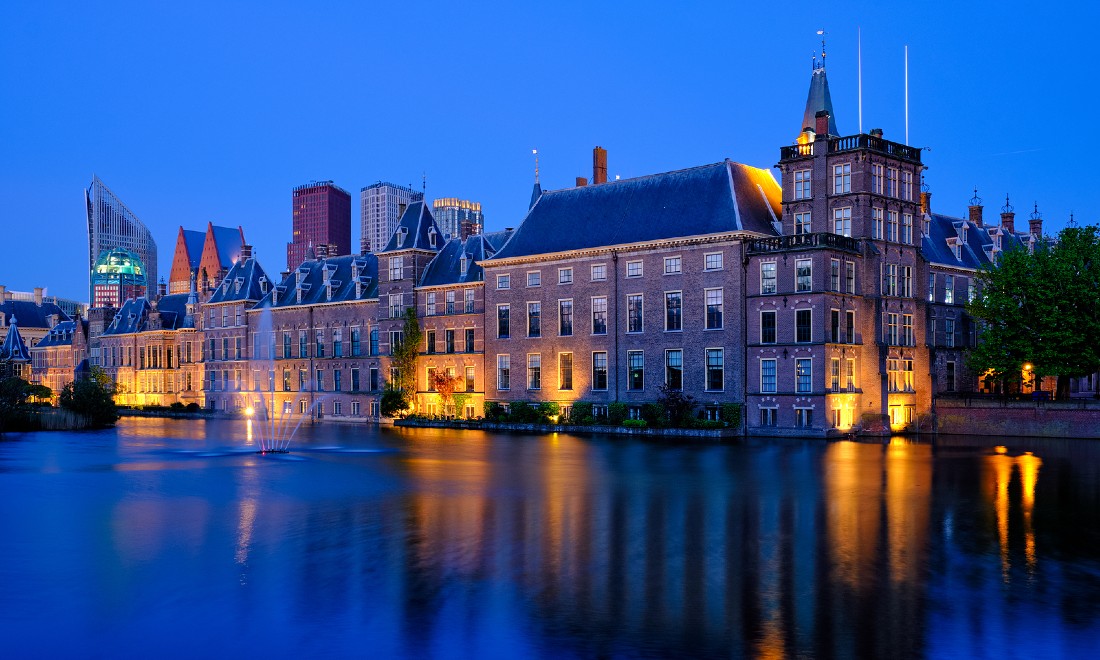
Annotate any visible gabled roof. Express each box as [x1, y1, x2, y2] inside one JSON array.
[[207, 257, 269, 304], [921, 213, 1035, 270], [0, 300, 70, 330], [801, 66, 838, 136], [102, 294, 194, 335], [488, 161, 780, 262], [255, 254, 379, 310], [32, 320, 81, 349], [0, 318, 31, 362], [420, 229, 514, 288], [208, 224, 245, 268], [181, 229, 206, 269], [102, 298, 151, 336], [154, 293, 191, 330], [381, 202, 444, 252]]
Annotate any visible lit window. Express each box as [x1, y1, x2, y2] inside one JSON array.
[[528, 354, 541, 390], [833, 207, 852, 237], [796, 259, 812, 292], [558, 353, 573, 390], [796, 358, 812, 394], [497, 355, 510, 390], [761, 262, 777, 294]]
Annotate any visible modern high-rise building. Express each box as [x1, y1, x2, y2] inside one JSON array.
[[431, 197, 484, 240], [91, 248, 148, 308], [287, 181, 352, 271], [86, 176, 157, 305], [360, 182, 424, 254]]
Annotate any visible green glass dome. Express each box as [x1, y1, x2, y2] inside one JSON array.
[[92, 248, 147, 286]]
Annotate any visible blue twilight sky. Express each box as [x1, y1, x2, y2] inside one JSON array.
[[1, 1, 1095, 302]]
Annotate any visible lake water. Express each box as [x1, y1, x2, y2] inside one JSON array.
[[1, 418, 1098, 658]]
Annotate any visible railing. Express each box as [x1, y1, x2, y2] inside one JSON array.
[[780, 134, 923, 163], [779, 142, 816, 160], [747, 232, 861, 254]]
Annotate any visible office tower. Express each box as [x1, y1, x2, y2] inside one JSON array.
[[360, 182, 424, 254], [287, 181, 352, 271], [91, 248, 148, 308], [86, 176, 157, 305], [431, 198, 484, 240]]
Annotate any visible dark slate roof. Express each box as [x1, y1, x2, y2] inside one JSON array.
[[207, 257, 269, 304], [0, 320, 31, 362], [182, 230, 206, 269], [33, 320, 79, 349], [102, 298, 151, 336], [255, 254, 379, 309], [210, 225, 245, 268], [802, 66, 839, 135], [0, 300, 71, 330], [102, 294, 194, 335], [529, 181, 542, 210], [381, 202, 444, 252], [420, 230, 514, 288], [488, 161, 780, 261], [154, 293, 190, 330], [921, 213, 1035, 270]]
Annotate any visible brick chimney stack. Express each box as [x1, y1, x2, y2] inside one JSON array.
[[1029, 203, 1043, 237], [576, 177, 588, 188], [157, 279, 167, 299], [33, 287, 43, 306], [1000, 195, 1016, 234], [593, 146, 608, 184], [240, 244, 253, 261], [968, 188, 984, 226], [815, 111, 831, 137]]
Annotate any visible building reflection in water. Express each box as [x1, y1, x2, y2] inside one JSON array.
[[987, 447, 1042, 579]]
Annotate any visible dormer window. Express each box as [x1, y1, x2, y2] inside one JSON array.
[[460, 256, 468, 275], [397, 227, 409, 247], [428, 228, 438, 248]]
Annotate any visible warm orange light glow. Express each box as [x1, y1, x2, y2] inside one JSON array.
[[994, 445, 1007, 454]]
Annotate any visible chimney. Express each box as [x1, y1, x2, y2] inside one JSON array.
[[240, 244, 253, 261], [1000, 195, 1016, 234], [815, 111, 831, 137], [33, 287, 43, 306], [593, 146, 608, 184], [870, 127, 884, 139], [920, 190, 931, 216], [967, 189, 984, 226], [1029, 203, 1043, 237], [0, 285, 6, 302], [576, 177, 588, 187]]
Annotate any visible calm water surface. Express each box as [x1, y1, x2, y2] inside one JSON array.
[[1, 418, 1098, 658]]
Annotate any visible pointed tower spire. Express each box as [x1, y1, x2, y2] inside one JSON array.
[[801, 31, 839, 137], [529, 148, 543, 209]]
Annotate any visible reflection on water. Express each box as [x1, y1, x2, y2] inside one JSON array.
[[1, 421, 1098, 657]]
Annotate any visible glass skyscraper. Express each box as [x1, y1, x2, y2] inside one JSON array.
[[431, 197, 484, 240], [86, 176, 157, 306]]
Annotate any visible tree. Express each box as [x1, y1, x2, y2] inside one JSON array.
[[59, 366, 118, 428], [429, 370, 461, 416], [656, 384, 697, 427], [0, 377, 32, 432], [968, 225, 1100, 398], [389, 306, 423, 414]]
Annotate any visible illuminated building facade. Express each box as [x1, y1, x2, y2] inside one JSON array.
[[86, 176, 157, 304], [432, 197, 484, 240], [360, 182, 424, 254], [29, 320, 88, 400], [287, 181, 352, 272], [91, 248, 148, 309]]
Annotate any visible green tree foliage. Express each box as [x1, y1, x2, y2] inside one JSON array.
[[968, 225, 1100, 398], [59, 367, 118, 428], [388, 307, 423, 414], [0, 377, 33, 431], [380, 384, 408, 418]]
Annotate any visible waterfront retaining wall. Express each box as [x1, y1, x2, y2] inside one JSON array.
[[394, 418, 740, 440], [936, 398, 1100, 438]]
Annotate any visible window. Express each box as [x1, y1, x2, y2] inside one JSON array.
[[830, 357, 841, 391], [351, 368, 360, 392], [846, 358, 856, 391], [628, 294, 643, 332], [705, 288, 723, 329], [761, 310, 777, 344], [833, 207, 852, 237], [497, 355, 510, 390], [887, 167, 898, 197], [830, 259, 841, 291], [795, 212, 811, 235], [871, 163, 884, 194], [902, 314, 914, 346], [497, 274, 511, 289], [559, 353, 573, 390], [928, 273, 936, 302], [235, 337, 242, 360], [497, 305, 510, 338], [830, 309, 840, 343], [334, 369, 342, 392], [886, 211, 899, 242], [558, 300, 573, 336], [846, 310, 855, 343], [591, 264, 606, 281], [902, 170, 914, 201], [833, 163, 851, 194], [886, 313, 899, 345], [351, 328, 361, 356], [760, 408, 778, 426], [795, 408, 813, 428], [945, 319, 956, 348], [527, 271, 541, 287], [315, 331, 325, 358], [369, 327, 379, 356], [945, 275, 955, 304], [872, 207, 884, 239], [222, 338, 229, 361], [465, 366, 475, 392], [222, 308, 228, 326], [968, 280, 976, 303], [592, 352, 608, 391], [388, 331, 403, 356], [760, 359, 777, 393], [664, 256, 682, 274], [316, 369, 324, 392], [465, 288, 475, 313], [628, 351, 644, 390], [558, 267, 573, 284], [446, 290, 455, 314], [665, 350, 682, 390], [426, 292, 436, 316], [796, 309, 812, 343], [665, 292, 682, 331], [706, 349, 723, 391], [794, 169, 811, 199], [796, 259, 812, 292], [902, 213, 913, 244], [705, 252, 724, 271], [900, 266, 913, 298], [389, 256, 403, 281], [796, 358, 813, 393], [845, 261, 856, 294], [626, 260, 642, 278], [465, 328, 474, 353], [333, 329, 343, 357], [389, 294, 402, 319], [527, 354, 541, 389], [946, 361, 956, 392], [445, 329, 455, 353], [427, 367, 437, 391], [761, 262, 777, 294], [235, 306, 242, 326], [591, 296, 608, 334], [426, 330, 436, 354], [526, 302, 541, 337], [884, 264, 898, 296]]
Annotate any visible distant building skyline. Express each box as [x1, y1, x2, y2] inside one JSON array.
[[287, 181, 351, 272], [85, 176, 157, 305], [360, 182, 424, 254], [432, 197, 484, 240]]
